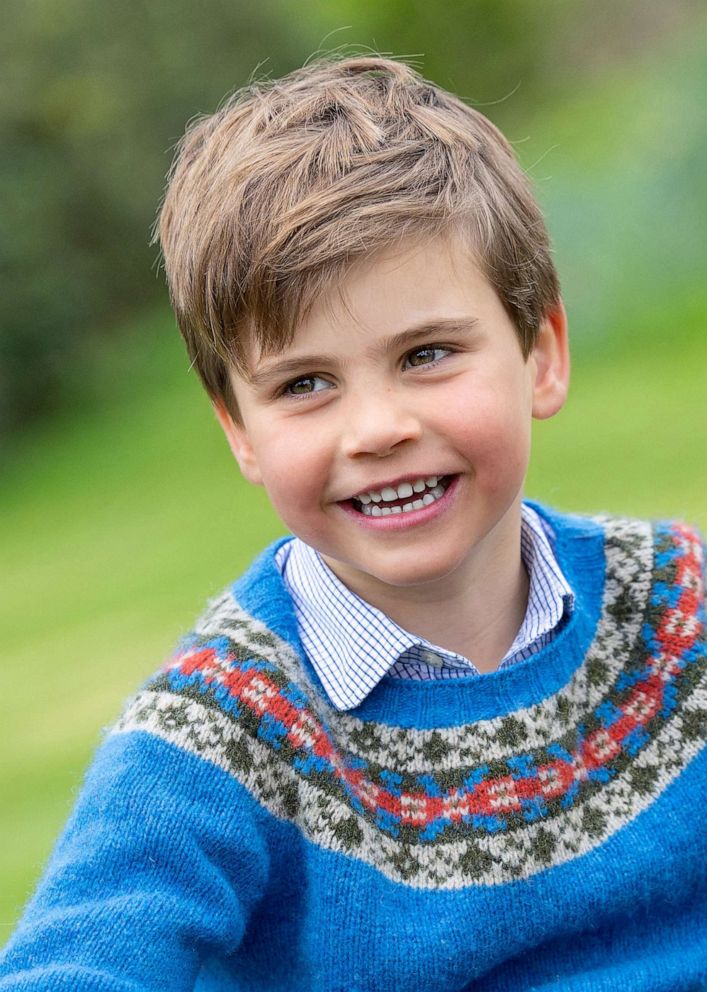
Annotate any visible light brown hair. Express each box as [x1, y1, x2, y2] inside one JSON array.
[[157, 55, 560, 418]]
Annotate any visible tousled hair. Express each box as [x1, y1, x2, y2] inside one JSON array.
[[157, 55, 560, 419]]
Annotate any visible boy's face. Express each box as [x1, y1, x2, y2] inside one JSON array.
[[218, 237, 568, 606]]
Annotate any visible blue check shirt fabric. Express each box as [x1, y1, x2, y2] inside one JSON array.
[[275, 503, 574, 711]]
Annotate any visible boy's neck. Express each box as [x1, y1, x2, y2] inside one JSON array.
[[323, 504, 530, 674]]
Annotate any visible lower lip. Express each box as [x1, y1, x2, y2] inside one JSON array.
[[337, 475, 460, 531]]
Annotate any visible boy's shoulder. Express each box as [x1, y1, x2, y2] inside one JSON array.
[[528, 501, 705, 578]]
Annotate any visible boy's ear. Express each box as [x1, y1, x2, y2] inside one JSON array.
[[531, 301, 570, 421], [213, 402, 264, 486]]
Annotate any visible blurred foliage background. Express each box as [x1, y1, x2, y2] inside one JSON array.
[[2, 0, 706, 936]]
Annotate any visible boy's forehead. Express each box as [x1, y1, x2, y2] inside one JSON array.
[[255, 233, 484, 351], [235, 235, 497, 382]]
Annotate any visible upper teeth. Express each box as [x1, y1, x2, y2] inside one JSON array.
[[354, 476, 441, 504]]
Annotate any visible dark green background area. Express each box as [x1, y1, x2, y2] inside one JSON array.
[[1, 0, 705, 937]]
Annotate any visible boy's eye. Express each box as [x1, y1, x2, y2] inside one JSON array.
[[283, 375, 332, 396], [403, 346, 450, 369]]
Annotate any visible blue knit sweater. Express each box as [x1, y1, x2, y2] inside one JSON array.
[[1, 506, 706, 991]]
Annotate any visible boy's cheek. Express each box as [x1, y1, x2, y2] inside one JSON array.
[[255, 459, 324, 519], [454, 402, 531, 462]]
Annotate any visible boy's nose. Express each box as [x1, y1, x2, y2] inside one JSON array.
[[340, 390, 422, 459]]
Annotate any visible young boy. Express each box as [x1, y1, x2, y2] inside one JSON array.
[[1, 56, 705, 991]]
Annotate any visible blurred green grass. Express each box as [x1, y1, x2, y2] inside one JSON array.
[[1, 317, 285, 935]]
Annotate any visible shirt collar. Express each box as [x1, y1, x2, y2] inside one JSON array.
[[275, 539, 417, 709], [275, 503, 574, 711]]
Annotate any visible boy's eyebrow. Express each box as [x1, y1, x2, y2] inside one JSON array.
[[382, 317, 479, 354], [245, 316, 479, 388]]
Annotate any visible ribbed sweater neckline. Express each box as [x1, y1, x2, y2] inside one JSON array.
[[231, 503, 607, 729]]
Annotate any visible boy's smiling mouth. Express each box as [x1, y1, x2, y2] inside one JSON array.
[[347, 474, 454, 517]]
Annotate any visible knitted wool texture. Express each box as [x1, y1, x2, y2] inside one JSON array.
[[1, 506, 705, 991]]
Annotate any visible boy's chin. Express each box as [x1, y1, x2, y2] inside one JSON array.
[[323, 549, 466, 598]]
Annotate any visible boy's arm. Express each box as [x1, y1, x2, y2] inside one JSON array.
[[0, 729, 270, 991]]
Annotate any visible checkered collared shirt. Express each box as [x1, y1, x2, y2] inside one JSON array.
[[274, 503, 574, 711]]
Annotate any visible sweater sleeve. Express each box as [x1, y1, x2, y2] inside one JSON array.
[[0, 729, 270, 991]]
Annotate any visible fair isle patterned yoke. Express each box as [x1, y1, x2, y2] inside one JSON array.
[[113, 514, 707, 890]]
